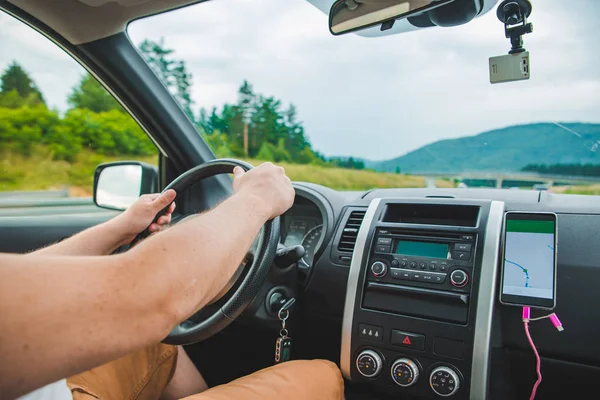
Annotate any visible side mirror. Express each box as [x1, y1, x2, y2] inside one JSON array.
[[93, 161, 158, 211]]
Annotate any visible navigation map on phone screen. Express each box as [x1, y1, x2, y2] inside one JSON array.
[[501, 213, 556, 309]]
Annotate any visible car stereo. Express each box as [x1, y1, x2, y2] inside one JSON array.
[[366, 228, 475, 298]]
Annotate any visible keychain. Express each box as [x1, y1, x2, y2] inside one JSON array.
[[275, 298, 295, 363]]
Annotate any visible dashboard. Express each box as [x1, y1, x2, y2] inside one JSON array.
[[280, 184, 600, 400], [281, 196, 323, 269]]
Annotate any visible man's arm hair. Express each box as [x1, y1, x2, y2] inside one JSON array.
[[0, 193, 269, 398], [29, 191, 176, 257], [27, 218, 133, 256]]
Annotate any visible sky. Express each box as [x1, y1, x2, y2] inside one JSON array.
[[1, 0, 599, 160]]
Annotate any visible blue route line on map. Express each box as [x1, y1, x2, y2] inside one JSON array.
[[548, 245, 554, 251], [506, 259, 530, 287]]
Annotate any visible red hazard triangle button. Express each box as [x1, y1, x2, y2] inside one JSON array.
[[392, 330, 425, 350]]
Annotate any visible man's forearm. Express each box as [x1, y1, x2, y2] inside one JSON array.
[[29, 217, 130, 257], [0, 192, 269, 398], [127, 192, 269, 319]]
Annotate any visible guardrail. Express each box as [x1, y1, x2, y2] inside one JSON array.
[[0, 190, 100, 217], [416, 172, 600, 184], [0, 197, 95, 209], [0, 189, 70, 199]]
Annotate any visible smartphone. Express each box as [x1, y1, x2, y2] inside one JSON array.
[[499, 212, 557, 309]]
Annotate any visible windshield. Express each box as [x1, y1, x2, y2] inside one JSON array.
[[128, 0, 600, 194]]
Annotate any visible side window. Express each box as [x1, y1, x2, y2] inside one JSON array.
[[0, 12, 157, 200]]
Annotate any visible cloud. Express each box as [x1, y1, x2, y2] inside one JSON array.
[[2, 0, 600, 160]]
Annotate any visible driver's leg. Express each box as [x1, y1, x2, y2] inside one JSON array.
[[66, 343, 342, 400], [160, 346, 208, 400], [66, 343, 181, 400], [182, 359, 344, 400]]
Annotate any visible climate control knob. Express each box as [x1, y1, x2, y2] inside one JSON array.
[[390, 358, 420, 387], [356, 349, 383, 378], [371, 261, 388, 278], [450, 269, 468, 287], [430, 366, 460, 397]]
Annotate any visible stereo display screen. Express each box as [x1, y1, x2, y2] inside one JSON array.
[[395, 240, 450, 259]]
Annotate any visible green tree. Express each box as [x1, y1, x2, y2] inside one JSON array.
[[282, 104, 313, 162], [395, 166, 401, 174], [250, 96, 286, 156], [198, 80, 325, 164], [329, 156, 365, 170], [0, 62, 45, 106], [256, 142, 275, 161], [0, 105, 59, 155], [0, 90, 45, 108], [200, 130, 234, 158], [68, 74, 123, 113], [46, 124, 83, 162], [59, 108, 154, 156], [200, 104, 245, 156], [138, 38, 194, 121]]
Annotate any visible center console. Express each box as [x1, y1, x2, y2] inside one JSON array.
[[341, 198, 505, 399]]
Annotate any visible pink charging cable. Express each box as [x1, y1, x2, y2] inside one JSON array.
[[522, 307, 564, 400]]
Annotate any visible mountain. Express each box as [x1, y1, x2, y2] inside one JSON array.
[[366, 123, 600, 174]]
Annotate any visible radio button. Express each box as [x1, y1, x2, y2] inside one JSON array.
[[400, 259, 408, 267], [409, 261, 417, 268], [433, 274, 446, 284], [450, 269, 469, 287], [439, 264, 448, 272], [411, 272, 422, 280], [454, 243, 472, 252], [422, 273, 434, 282], [371, 261, 388, 277], [452, 250, 471, 261], [460, 234, 474, 241], [419, 262, 427, 269], [391, 259, 399, 267], [375, 245, 391, 254], [377, 237, 392, 246], [390, 268, 402, 279], [400, 271, 411, 280], [429, 264, 437, 270]]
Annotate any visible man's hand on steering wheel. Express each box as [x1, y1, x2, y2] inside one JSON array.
[[113, 189, 177, 245], [232, 162, 295, 220]]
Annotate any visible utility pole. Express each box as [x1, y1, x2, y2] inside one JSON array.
[[238, 81, 254, 158], [243, 122, 249, 157]]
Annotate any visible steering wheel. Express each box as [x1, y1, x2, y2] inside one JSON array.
[[133, 159, 281, 345]]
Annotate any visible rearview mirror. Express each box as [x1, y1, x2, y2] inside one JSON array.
[[329, 0, 455, 35], [93, 161, 158, 211]]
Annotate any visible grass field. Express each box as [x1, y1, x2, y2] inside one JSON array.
[[551, 184, 600, 196], [3, 146, 598, 196], [0, 146, 157, 195], [0, 146, 452, 196]]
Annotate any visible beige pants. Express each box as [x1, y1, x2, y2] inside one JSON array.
[[67, 343, 344, 400]]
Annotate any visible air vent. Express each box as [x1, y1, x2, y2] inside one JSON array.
[[338, 210, 366, 253]]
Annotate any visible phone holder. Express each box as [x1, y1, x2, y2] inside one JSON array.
[[496, 0, 533, 54]]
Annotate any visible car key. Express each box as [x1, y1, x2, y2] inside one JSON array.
[[275, 298, 295, 364]]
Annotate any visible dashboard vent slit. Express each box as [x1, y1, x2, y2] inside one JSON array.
[[337, 210, 366, 253]]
